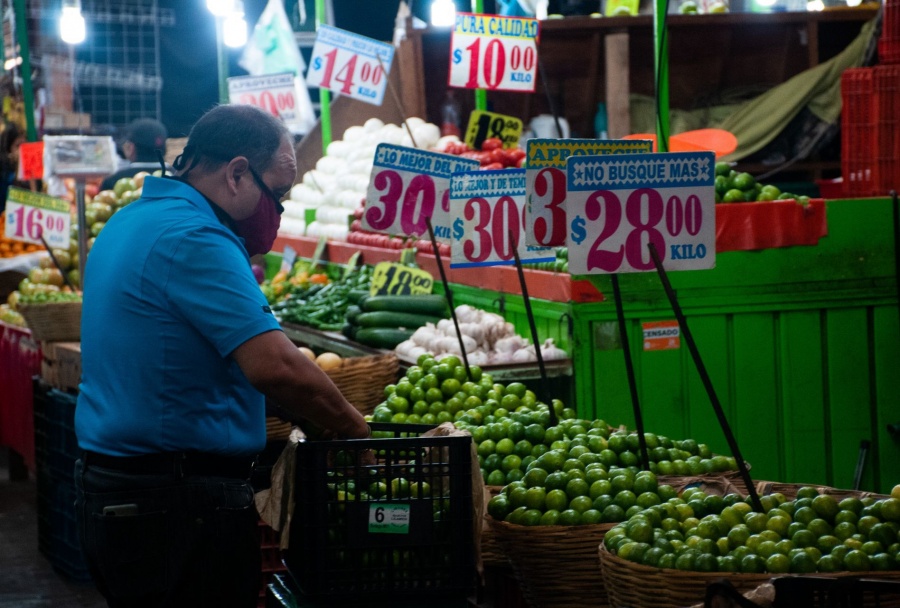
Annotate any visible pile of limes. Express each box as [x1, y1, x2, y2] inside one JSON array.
[[715, 162, 811, 205], [488, 467, 679, 527], [369, 353, 742, 487], [606, 486, 900, 574]]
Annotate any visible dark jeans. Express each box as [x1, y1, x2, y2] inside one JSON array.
[[74, 459, 261, 608]]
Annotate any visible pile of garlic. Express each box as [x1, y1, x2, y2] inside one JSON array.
[[395, 304, 568, 365], [285, 117, 442, 241]]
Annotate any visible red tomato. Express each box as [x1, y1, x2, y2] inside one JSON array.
[[481, 137, 503, 151], [350, 220, 362, 232], [516, 156, 527, 168], [482, 162, 504, 170]]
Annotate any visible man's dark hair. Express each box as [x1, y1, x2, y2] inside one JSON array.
[[174, 105, 292, 175], [125, 118, 167, 161]]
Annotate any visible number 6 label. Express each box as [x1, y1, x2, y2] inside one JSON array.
[[4, 187, 71, 249], [565, 152, 717, 274]]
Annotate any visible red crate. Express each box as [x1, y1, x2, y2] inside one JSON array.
[[841, 67, 876, 196], [880, 0, 900, 64], [841, 65, 900, 197]]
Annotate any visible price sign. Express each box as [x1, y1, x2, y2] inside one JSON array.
[[370, 262, 434, 296], [306, 25, 394, 106], [465, 110, 523, 150], [449, 168, 555, 268], [565, 151, 716, 275], [4, 187, 71, 249], [449, 13, 539, 93], [362, 143, 479, 243], [228, 73, 305, 131], [18, 142, 45, 181], [43, 135, 117, 177], [525, 139, 652, 248]]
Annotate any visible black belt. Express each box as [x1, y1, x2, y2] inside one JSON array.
[[83, 450, 257, 480]]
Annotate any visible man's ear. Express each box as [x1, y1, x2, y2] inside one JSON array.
[[225, 156, 251, 194]]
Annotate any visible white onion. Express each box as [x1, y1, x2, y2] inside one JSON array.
[[364, 118, 384, 132], [326, 140, 351, 159], [413, 123, 441, 150], [343, 125, 366, 142], [435, 135, 461, 151]]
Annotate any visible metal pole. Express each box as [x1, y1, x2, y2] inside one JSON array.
[[653, 0, 670, 152], [13, 0, 37, 141], [216, 15, 229, 104], [76, 179, 88, 288]]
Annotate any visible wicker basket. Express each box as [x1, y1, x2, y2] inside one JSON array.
[[324, 353, 399, 416], [488, 515, 615, 608], [17, 301, 81, 342], [754, 481, 890, 501], [599, 541, 773, 608], [481, 485, 509, 568], [265, 416, 293, 441]]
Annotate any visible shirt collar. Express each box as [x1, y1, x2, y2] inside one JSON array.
[[141, 175, 238, 233]]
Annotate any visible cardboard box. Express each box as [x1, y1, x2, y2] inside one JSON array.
[[41, 342, 81, 392]]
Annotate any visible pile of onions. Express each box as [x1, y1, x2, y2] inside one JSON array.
[[394, 304, 567, 365]]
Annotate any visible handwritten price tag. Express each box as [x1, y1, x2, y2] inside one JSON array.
[[449, 168, 555, 268], [228, 73, 305, 131], [370, 262, 434, 296], [449, 13, 539, 93], [465, 110, 523, 150], [525, 139, 652, 248], [306, 25, 394, 106], [4, 187, 71, 249], [362, 144, 479, 242], [565, 152, 716, 274]]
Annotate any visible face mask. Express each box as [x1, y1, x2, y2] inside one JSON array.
[[234, 192, 281, 257]]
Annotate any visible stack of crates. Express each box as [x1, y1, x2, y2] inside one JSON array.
[[284, 423, 475, 606], [841, 0, 900, 197], [32, 379, 92, 581]]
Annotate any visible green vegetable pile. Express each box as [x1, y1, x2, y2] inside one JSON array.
[[273, 265, 373, 331]]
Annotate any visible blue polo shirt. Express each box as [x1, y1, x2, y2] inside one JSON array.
[[75, 177, 281, 457]]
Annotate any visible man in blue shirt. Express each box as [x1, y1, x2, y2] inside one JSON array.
[[74, 104, 370, 607]]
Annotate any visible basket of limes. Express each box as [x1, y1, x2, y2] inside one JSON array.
[[17, 292, 82, 342], [599, 484, 900, 608]]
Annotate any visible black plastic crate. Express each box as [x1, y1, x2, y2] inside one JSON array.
[[285, 423, 475, 603], [772, 576, 900, 607], [33, 380, 80, 482], [44, 470, 90, 581]]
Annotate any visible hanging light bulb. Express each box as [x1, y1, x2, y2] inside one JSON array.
[[431, 0, 456, 27], [223, 2, 248, 48], [59, 0, 86, 45], [206, 0, 235, 17]]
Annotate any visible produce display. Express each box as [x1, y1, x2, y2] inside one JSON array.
[[370, 354, 739, 492], [261, 258, 333, 305], [343, 293, 451, 350], [715, 162, 811, 205], [271, 264, 372, 331], [603, 485, 900, 574], [395, 304, 567, 366]]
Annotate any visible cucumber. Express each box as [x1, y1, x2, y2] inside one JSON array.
[[354, 327, 414, 350], [347, 289, 370, 305], [341, 323, 357, 340], [359, 294, 450, 317], [345, 305, 362, 324], [355, 311, 442, 330]]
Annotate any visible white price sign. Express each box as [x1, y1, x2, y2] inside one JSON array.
[[306, 25, 394, 106], [449, 13, 539, 93], [565, 152, 717, 274], [228, 73, 305, 130], [525, 139, 653, 248], [4, 187, 71, 249], [449, 168, 555, 268], [362, 144, 479, 242]]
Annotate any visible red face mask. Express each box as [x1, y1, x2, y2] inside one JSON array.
[[234, 192, 281, 257]]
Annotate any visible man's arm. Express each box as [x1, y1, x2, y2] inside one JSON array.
[[232, 329, 370, 439]]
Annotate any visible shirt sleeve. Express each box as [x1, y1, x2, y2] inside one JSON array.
[[163, 225, 281, 357]]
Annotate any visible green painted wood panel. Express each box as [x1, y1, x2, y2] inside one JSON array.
[[825, 308, 874, 490], [872, 306, 900, 493], [778, 311, 828, 486], [683, 316, 734, 461]]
